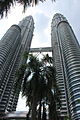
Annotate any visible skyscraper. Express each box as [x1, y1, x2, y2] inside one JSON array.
[[0, 16, 34, 113], [51, 13, 80, 120]]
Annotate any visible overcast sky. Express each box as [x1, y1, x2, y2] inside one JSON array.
[[0, 0, 80, 111]]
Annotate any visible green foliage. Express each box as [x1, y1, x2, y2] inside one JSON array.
[[78, 99, 80, 103], [21, 53, 60, 120], [42, 53, 53, 65], [23, 52, 29, 59], [64, 116, 70, 120], [16, 64, 27, 78], [0, 0, 55, 18]]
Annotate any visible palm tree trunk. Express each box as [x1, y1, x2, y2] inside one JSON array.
[[42, 102, 47, 120], [32, 96, 37, 120], [49, 101, 58, 120], [26, 108, 31, 120], [38, 100, 42, 120]]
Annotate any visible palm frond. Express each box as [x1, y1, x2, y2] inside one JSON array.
[[0, 0, 56, 18], [20, 53, 60, 120]]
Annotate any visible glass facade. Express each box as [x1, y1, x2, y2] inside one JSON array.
[[51, 13, 80, 120], [0, 16, 34, 113]]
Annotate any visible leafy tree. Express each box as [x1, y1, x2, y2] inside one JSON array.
[[0, 0, 55, 18], [21, 53, 60, 120], [64, 116, 71, 120]]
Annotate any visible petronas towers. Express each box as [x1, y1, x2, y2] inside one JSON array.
[[0, 14, 80, 120], [51, 14, 80, 120], [0, 16, 34, 112]]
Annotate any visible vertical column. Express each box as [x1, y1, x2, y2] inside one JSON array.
[[51, 14, 69, 119], [6, 16, 34, 112], [51, 13, 80, 120], [58, 21, 80, 120], [0, 25, 21, 70], [0, 25, 21, 112]]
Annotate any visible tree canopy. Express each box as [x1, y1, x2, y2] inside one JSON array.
[[19, 53, 60, 120], [0, 0, 55, 18]]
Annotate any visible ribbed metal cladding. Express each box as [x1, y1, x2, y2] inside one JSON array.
[[51, 13, 80, 120], [6, 16, 34, 112], [7, 16, 34, 112], [18, 16, 34, 65], [51, 14, 69, 119], [0, 16, 34, 113], [0, 25, 21, 70], [0, 25, 21, 112]]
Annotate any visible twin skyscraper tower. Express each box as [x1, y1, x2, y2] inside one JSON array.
[[0, 16, 34, 112], [0, 14, 80, 120]]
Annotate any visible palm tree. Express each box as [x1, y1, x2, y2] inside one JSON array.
[[21, 53, 60, 120], [0, 0, 55, 18]]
